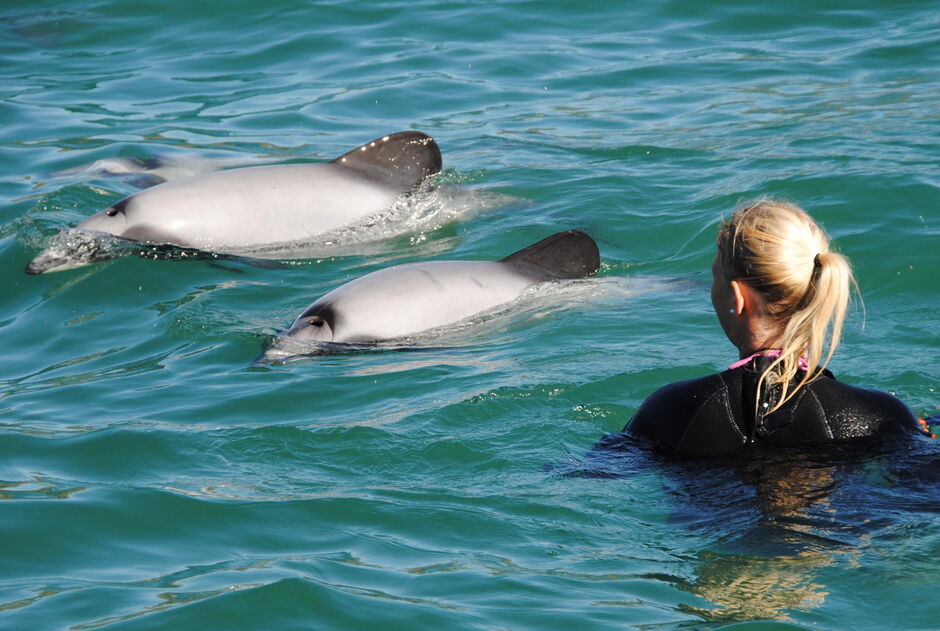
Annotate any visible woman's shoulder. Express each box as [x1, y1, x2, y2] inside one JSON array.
[[802, 374, 923, 439], [623, 366, 927, 455], [624, 371, 746, 455]]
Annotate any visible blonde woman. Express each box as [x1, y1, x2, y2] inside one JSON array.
[[625, 200, 927, 456]]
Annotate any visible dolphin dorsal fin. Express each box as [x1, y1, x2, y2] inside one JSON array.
[[501, 230, 600, 280], [330, 131, 442, 191]]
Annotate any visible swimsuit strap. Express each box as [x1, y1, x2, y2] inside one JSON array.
[[729, 349, 808, 371]]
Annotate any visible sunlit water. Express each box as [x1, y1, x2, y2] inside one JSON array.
[[1, 1, 938, 629]]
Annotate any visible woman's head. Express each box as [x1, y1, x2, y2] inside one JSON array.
[[713, 200, 856, 411], [716, 200, 833, 312]]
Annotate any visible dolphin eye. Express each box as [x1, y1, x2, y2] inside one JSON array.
[[308, 316, 324, 327]]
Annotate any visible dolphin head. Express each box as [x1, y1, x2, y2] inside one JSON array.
[[75, 198, 130, 234], [25, 198, 134, 274], [253, 304, 337, 364]]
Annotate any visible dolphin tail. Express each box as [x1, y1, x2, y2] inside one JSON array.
[[501, 230, 600, 280], [330, 131, 442, 191]]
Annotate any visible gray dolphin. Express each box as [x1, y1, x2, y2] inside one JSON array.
[[50, 154, 251, 188], [260, 230, 600, 361], [26, 131, 442, 274]]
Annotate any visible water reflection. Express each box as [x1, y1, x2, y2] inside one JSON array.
[[579, 432, 939, 624]]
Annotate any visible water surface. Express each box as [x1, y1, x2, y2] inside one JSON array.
[[2, 1, 938, 629]]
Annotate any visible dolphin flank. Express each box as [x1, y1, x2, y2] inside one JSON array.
[[260, 229, 600, 361], [26, 131, 442, 274]]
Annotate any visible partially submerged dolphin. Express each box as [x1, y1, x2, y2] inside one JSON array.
[[260, 230, 600, 361], [26, 131, 442, 274], [51, 155, 248, 188]]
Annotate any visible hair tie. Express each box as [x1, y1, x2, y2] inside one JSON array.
[[813, 253, 822, 268]]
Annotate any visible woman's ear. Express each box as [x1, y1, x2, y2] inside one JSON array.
[[732, 279, 770, 317], [729, 279, 747, 315]]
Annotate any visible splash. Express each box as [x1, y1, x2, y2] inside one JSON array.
[[24, 229, 117, 274]]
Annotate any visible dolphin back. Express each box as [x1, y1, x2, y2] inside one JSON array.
[[501, 230, 600, 280], [330, 131, 442, 191]]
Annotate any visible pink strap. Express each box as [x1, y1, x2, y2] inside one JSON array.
[[729, 349, 808, 371]]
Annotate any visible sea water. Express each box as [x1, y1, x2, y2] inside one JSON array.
[[1, 1, 938, 629]]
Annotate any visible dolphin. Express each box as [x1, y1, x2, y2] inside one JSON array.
[[26, 131, 442, 274], [260, 230, 600, 361], [50, 154, 251, 188]]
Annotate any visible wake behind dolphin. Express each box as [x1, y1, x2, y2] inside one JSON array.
[[26, 131, 442, 274], [260, 230, 600, 363]]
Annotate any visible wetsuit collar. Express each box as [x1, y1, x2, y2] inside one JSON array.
[[729, 349, 808, 371]]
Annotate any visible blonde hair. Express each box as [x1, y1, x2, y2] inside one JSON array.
[[717, 200, 856, 413]]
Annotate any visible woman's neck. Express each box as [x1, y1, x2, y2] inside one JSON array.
[[736, 319, 781, 359]]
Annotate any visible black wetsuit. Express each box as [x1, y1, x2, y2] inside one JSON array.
[[625, 356, 924, 456]]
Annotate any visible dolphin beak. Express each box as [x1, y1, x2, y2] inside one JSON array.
[[25, 230, 117, 275], [252, 347, 293, 366], [252, 333, 339, 365], [252, 336, 310, 365], [25, 251, 75, 274]]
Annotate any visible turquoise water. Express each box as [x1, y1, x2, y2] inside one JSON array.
[[2, 1, 939, 629]]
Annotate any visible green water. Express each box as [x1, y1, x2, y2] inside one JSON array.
[[2, 1, 938, 629]]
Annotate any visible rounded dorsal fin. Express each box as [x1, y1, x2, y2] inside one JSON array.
[[330, 131, 442, 191], [500, 230, 600, 280]]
